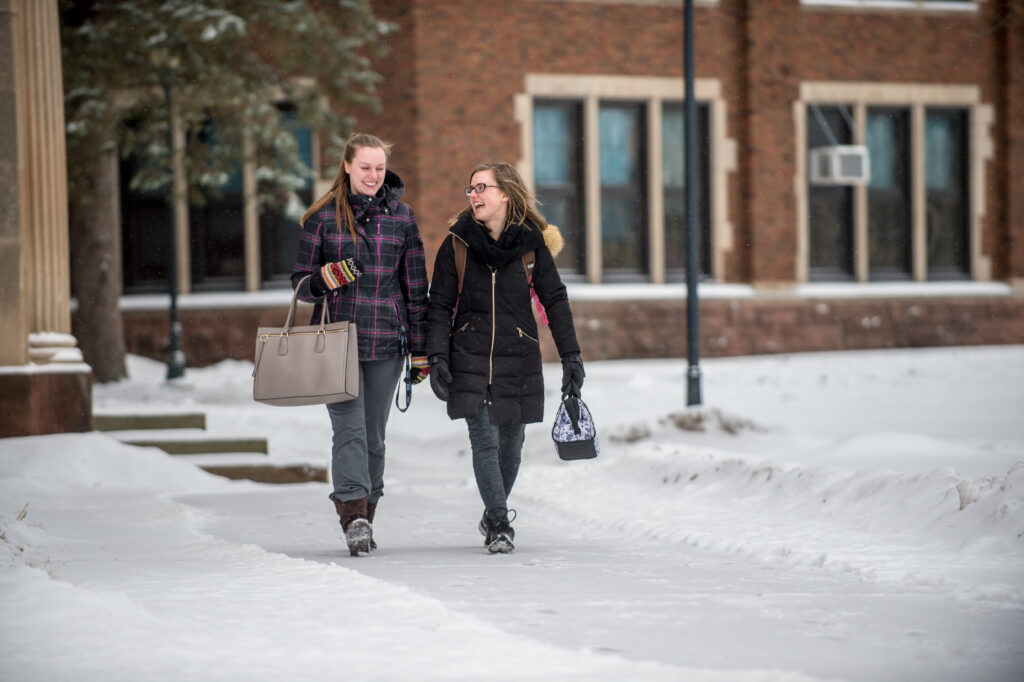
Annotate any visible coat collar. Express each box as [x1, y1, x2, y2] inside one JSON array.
[[349, 169, 405, 219]]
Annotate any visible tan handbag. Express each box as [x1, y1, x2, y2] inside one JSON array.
[[252, 277, 359, 406]]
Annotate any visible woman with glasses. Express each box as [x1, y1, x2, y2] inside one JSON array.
[[293, 132, 429, 556], [426, 162, 584, 553]]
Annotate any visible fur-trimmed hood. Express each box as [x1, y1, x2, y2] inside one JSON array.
[[540, 222, 565, 258]]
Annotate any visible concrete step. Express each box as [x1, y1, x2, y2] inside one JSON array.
[[200, 463, 327, 484], [94, 412, 206, 431], [119, 436, 269, 455], [185, 454, 327, 484], [97, 416, 308, 482], [106, 428, 268, 455]]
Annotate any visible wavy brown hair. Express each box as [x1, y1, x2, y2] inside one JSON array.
[[450, 162, 547, 233], [301, 133, 393, 239]]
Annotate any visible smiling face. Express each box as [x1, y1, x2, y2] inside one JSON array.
[[344, 145, 387, 196], [468, 169, 509, 232]]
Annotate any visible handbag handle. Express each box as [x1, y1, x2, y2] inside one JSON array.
[[284, 275, 331, 334], [560, 393, 582, 435]]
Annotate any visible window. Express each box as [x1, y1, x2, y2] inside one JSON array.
[[522, 75, 730, 284], [120, 152, 173, 294], [926, 109, 969, 279], [663, 102, 711, 280], [533, 101, 585, 274], [807, 103, 971, 281], [807, 104, 855, 280], [600, 102, 648, 278], [800, 82, 984, 283], [121, 105, 315, 293], [866, 107, 911, 280], [188, 133, 245, 292]]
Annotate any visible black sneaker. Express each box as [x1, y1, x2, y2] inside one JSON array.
[[485, 509, 516, 554], [488, 525, 514, 553], [478, 514, 495, 546]]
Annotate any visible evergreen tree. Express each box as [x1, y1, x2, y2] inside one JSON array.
[[60, 0, 394, 381]]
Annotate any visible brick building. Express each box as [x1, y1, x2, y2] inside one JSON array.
[[115, 0, 1024, 365]]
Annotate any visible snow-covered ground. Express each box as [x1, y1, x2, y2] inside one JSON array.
[[2, 345, 1022, 681]]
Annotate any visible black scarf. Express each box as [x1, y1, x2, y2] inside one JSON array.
[[451, 214, 545, 269]]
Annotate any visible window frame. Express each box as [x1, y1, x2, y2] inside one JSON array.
[[516, 74, 736, 284], [799, 0, 978, 13], [796, 82, 993, 283], [532, 100, 587, 276]]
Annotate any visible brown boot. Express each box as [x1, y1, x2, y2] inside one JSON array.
[[366, 501, 378, 551], [332, 497, 372, 556]]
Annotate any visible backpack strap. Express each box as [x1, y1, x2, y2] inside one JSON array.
[[521, 250, 549, 326], [521, 250, 535, 283]]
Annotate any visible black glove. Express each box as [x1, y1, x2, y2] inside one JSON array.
[[429, 354, 452, 402], [561, 354, 584, 398]]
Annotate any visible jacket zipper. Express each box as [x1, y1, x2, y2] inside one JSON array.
[[516, 327, 538, 344], [487, 267, 497, 403], [452, 322, 469, 336]]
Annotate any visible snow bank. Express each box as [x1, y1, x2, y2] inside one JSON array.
[[521, 426, 1024, 609]]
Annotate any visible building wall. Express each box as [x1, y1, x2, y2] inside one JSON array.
[[354, 0, 1019, 285], [117, 293, 1024, 367], [108, 0, 1024, 367]]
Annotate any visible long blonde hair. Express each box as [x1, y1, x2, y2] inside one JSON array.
[[302, 133, 393, 239], [450, 162, 547, 232]]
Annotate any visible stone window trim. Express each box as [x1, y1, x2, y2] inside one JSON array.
[[799, 0, 979, 14], [529, 0, 708, 7], [515, 74, 737, 285], [794, 81, 994, 284]]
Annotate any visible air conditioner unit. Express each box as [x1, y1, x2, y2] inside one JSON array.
[[809, 145, 870, 186]]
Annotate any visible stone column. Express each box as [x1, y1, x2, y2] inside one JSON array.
[[0, 0, 92, 437]]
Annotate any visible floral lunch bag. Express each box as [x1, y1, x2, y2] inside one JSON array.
[[551, 395, 599, 461]]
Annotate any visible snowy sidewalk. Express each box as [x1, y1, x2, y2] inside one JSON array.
[[184, 466, 1022, 682], [2, 347, 1023, 681]]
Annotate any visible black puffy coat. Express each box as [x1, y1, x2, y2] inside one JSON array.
[[426, 215, 580, 425]]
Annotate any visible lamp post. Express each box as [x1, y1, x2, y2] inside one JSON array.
[[150, 47, 187, 380], [684, 0, 702, 405]]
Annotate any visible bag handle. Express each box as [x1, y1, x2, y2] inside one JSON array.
[[285, 275, 334, 332], [560, 392, 582, 435]]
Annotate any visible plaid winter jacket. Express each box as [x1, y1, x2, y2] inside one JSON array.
[[291, 170, 428, 360]]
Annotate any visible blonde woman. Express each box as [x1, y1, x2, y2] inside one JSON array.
[[293, 133, 429, 556], [426, 162, 584, 553]]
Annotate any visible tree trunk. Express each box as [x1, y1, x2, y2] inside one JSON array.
[[69, 138, 127, 383]]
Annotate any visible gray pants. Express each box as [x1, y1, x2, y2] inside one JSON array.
[[466, 404, 525, 517], [326, 357, 404, 503]]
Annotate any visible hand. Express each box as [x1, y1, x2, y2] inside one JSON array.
[[561, 354, 584, 398], [318, 258, 364, 291], [429, 354, 452, 402], [408, 355, 430, 384]]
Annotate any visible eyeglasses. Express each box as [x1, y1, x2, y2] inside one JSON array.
[[464, 183, 498, 196]]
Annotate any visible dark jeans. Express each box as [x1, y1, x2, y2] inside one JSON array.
[[326, 357, 403, 503], [465, 404, 525, 518]]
